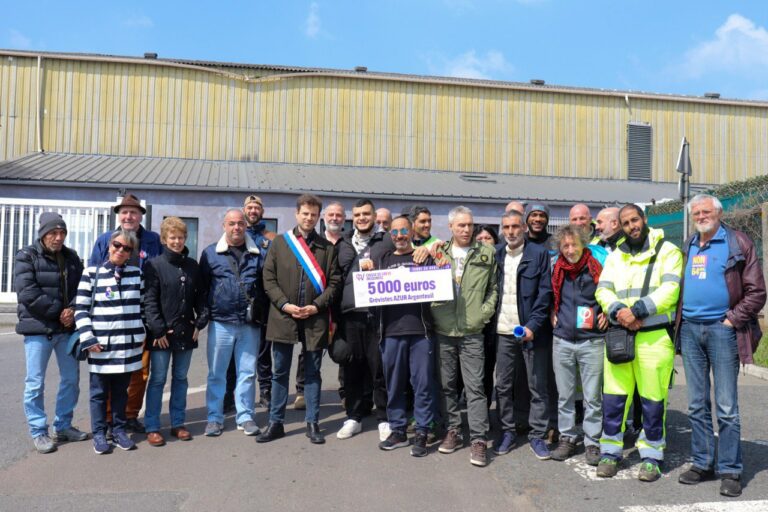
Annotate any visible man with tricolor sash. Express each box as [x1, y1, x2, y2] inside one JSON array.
[[258, 194, 341, 445]]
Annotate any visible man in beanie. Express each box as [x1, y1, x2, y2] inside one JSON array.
[[15, 212, 88, 453], [524, 203, 557, 255], [89, 193, 162, 434]]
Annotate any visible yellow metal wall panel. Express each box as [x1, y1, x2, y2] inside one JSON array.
[[2, 55, 768, 186]]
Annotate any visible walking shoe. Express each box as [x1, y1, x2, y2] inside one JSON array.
[[378, 421, 392, 442], [438, 429, 463, 454], [237, 420, 261, 436], [293, 394, 306, 410], [470, 440, 488, 467], [337, 419, 362, 439], [585, 445, 601, 466], [170, 426, 192, 441], [124, 418, 146, 433], [678, 465, 715, 485], [529, 438, 551, 460], [494, 431, 516, 455], [147, 432, 165, 447], [256, 422, 285, 443], [410, 432, 428, 457], [204, 422, 224, 437], [52, 426, 89, 442], [596, 456, 619, 478], [113, 431, 136, 451], [92, 434, 111, 454], [379, 431, 409, 451], [550, 437, 577, 461], [306, 423, 325, 444], [720, 474, 742, 497], [32, 434, 56, 454], [638, 459, 661, 482]]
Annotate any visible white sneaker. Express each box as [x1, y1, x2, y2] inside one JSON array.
[[336, 419, 362, 440], [378, 421, 392, 442]]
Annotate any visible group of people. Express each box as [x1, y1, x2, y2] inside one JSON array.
[[15, 189, 765, 498]]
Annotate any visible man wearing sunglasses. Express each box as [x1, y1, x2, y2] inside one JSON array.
[[88, 193, 162, 435]]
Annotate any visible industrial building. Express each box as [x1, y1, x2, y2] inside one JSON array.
[[1, 49, 767, 300]]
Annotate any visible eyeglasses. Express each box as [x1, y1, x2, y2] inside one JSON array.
[[111, 241, 134, 254], [390, 228, 410, 236]]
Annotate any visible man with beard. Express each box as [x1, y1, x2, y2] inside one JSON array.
[[335, 199, 390, 441], [675, 194, 765, 497], [493, 210, 552, 460], [595, 204, 682, 482], [524, 203, 557, 257], [595, 207, 622, 252], [375, 208, 393, 233]]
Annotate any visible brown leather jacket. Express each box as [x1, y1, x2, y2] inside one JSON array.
[[675, 225, 766, 364]]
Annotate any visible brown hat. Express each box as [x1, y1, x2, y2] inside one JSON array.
[[243, 195, 263, 208], [113, 194, 146, 214]]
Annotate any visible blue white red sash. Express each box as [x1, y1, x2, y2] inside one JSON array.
[[284, 231, 326, 295]]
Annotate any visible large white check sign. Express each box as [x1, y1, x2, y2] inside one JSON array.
[[352, 265, 454, 308]]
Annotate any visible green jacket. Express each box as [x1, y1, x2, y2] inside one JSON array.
[[431, 240, 498, 336]]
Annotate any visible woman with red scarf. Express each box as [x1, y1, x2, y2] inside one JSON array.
[[549, 225, 608, 464]]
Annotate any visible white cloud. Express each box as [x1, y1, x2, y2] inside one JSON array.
[[305, 2, 321, 38], [123, 15, 154, 29], [9, 29, 31, 49], [682, 14, 768, 78], [440, 50, 513, 80]]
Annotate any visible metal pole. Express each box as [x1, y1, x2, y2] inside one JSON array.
[[682, 173, 690, 241]]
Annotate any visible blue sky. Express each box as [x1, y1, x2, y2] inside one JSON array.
[[4, 1, 768, 100]]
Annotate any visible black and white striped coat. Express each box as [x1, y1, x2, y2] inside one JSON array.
[[74, 263, 145, 374]]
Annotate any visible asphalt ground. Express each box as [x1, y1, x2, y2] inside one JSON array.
[[1, 327, 767, 512]]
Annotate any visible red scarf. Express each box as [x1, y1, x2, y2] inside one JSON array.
[[551, 247, 602, 313]]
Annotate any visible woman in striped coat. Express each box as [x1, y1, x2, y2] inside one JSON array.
[[75, 229, 145, 454]]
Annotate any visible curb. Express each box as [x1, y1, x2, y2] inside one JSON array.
[[744, 364, 768, 381]]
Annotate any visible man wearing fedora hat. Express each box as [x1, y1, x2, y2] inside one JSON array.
[[89, 193, 162, 434]]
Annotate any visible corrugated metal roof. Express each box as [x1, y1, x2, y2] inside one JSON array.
[[2, 49, 767, 107], [0, 152, 679, 206]]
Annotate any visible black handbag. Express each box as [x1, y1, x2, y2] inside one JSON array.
[[604, 239, 664, 364]]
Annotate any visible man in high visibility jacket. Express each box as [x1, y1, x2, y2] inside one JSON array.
[[594, 204, 682, 482]]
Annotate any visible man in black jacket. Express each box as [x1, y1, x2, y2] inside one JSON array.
[[335, 199, 390, 441], [14, 212, 88, 453]]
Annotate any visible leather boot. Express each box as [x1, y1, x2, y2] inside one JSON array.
[[256, 422, 285, 443], [306, 422, 325, 444]]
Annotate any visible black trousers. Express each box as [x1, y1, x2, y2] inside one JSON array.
[[342, 312, 387, 422]]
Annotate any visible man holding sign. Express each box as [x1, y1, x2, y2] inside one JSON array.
[[432, 206, 498, 467], [374, 215, 436, 457]]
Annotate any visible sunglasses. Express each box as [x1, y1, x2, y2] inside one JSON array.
[[390, 228, 410, 236], [111, 241, 134, 254]]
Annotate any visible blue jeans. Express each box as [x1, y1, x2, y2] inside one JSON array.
[[23, 333, 80, 438], [206, 321, 259, 425], [90, 371, 131, 435], [380, 336, 434, 433], [145, 349, 194, 432], [680, 319, 742, 474], [552, 335, 604, 447], [270, 341, 322, 424]]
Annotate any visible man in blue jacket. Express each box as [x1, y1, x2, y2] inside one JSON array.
[[89, 193, 162, 434], [199, 208, 265, 437], [494, 210, 554, 459]]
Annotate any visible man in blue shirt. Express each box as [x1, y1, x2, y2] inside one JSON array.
[[676, 194, 766, 498]]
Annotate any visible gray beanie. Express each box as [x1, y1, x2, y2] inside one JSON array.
[[38, 212, 67, 238], [524, 202, 550, 223]]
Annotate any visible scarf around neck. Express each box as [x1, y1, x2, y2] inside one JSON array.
[[551, 247, 602, 313]]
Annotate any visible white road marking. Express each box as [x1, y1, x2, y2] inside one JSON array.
[[564, 450, 688, 481], [621, 501, 768, 512]]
